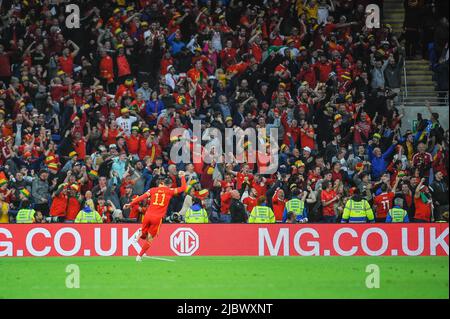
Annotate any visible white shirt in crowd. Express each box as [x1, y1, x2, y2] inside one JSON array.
[[116, 115, 137, 136], [165, 72, 179, 90]]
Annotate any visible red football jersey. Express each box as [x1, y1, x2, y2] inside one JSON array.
[[373, 192, 394, 219], [243, 196, 257, 213], [131, 177, 186, 219]]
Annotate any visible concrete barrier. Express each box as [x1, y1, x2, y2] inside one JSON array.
[[399, 105, 449, 134]]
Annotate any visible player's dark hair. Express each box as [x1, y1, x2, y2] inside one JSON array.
[[164, 177, 173, 186]]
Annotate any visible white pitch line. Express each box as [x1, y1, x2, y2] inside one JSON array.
[[143, 256, 176, 262]]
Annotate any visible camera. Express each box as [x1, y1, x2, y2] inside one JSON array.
[[384, 88, 398, 100], [167, 212, 183, 223]]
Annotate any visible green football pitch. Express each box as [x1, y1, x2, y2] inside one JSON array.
[[0, 256, 448, 299]]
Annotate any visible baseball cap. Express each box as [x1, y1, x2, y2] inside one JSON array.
[[303, 146, 312, 153]]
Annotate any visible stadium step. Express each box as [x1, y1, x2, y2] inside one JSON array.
[[401, 55, 442, 106], [404, 74, 434, 81], [382, 0, 404, 35], [406, 60, 431, 64], [406, 70, 433, 75], [403, 81, 435, 87]]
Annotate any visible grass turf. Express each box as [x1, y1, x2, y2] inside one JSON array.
[[0, 256, 448, 299]]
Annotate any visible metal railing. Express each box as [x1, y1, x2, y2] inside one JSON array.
[[402, 58, 408, 98]]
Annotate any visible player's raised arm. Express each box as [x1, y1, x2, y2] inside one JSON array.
[[171, 171, 187, 195], [124, 190, 150, 209]]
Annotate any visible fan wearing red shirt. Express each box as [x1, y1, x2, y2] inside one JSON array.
[[98, 49, 114, 84], [126, 127, 141, 156], [243, 188, 258, 214], [413, 179, 432, 222], [297, 61, 317, 87], [65, 185, 81, 222], [96, 197, 114, 223], [187, 60, 208, 85], [72, 133, 88, 161], [272, 188, 287, 222], [116, 45, 132, 80], [251, 175, 273, 198], [220, 40, 237, 69], [219, 189, 231, 213], [323, 17, 357, 37], [234, 165, 254, 190], [102, 122, 122, 146], [274, 60, 291, 81], [124, 171, 187, 261], [373, 178, 399, 222], [249, 34, 263, 63], [49, 184, 68, 222], [58, 40, 79, 76], [281, 111, 301, 148], [300, 122, 315, 151], [313, 55, 333, 83], [321, 181, 339, 223], [412, 142, 433, 178]]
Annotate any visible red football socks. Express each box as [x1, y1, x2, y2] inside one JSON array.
[[139, 241, 151, 257]]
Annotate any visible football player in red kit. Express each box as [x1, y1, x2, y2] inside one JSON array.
[[124, 171, 187, 261]]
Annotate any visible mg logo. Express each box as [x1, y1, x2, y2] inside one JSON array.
[[170, 228, 199, 256]]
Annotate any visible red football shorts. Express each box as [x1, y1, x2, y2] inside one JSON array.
[[141, 215, 163, 239]]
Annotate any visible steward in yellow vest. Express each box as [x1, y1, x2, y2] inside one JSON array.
[[341, 188, 375, 223], [75, 206, 103, 223], [185, 199, 209, 223], [16, 208, 36, 224], [248, 196, 275, 223], [386, 198, 409, 223], [283, 188, 308, 223]]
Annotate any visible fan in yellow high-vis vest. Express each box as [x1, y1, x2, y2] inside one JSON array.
[[75, 206, 103, 223], [248, 196, 276, 223], [341, 188, 375, 223], [16, 208, 37, 224], [185, 201, 209, 223], [386, 198, 409, 223], [282, 188, 309, 223]]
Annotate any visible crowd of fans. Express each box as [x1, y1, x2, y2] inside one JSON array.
[[0, 0, 448, 225]]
